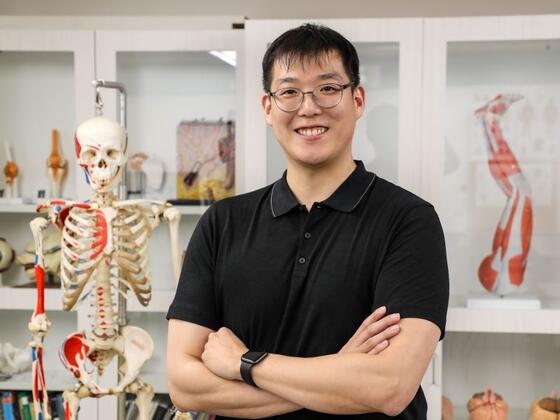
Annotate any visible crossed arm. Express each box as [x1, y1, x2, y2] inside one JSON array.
[[167, 308, 440, 418]]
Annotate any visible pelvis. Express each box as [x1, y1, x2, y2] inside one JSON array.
[[59, 326, 154, 396]]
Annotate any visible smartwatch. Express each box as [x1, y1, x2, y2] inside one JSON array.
[[240, 350, 268, 387]]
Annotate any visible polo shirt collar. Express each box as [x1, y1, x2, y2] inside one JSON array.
[[270, 160, 376, 218]]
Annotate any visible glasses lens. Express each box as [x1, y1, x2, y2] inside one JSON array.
[[275, 88, 303, 112], [314, 84, 343, 108]]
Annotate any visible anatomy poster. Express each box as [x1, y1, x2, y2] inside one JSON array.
[[176, 119, 235, 204]]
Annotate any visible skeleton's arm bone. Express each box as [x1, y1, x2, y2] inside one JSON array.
[[163, 206, 181, 283], [28, 217, 53, 420]]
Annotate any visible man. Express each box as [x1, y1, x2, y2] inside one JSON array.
[[167, 23, 449, 419]]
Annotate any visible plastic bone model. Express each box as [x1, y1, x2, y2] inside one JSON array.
[[28, 116, 181, 420], [475, 94, 533, 296], [47, 129, 69, 198], [3, 142, 20, 198], [467, 388, 508, 420]]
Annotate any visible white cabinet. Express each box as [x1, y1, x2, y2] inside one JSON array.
[[422, 15, 560, 419], [244, 18, 442, 419], [0, 24, 245, 420], [93, 28, 245, 418]]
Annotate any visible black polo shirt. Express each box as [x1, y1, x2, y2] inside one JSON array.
[[167, 160, 449, 420]]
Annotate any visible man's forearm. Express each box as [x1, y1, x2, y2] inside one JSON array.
[[250, 352, 399, 415], [168, 354, 300, 418]]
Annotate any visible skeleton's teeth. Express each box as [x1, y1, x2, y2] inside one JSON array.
[[297, 127, 327, 136]]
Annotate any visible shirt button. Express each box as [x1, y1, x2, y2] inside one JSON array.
[[316, 204, 322, 209], [298, 257, 306, 264], [304, 232, 311, 239]]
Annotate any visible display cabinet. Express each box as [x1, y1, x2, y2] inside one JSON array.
[[422, 15, 560, 419], [0, 23, 244, 420], [0, 29, 98, 420], [243, 18, 445, 419], [94, 28, 244, 418]]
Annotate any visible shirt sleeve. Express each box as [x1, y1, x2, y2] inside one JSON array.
[[166, 206, 220, 331], [373, 204, 449, 340]]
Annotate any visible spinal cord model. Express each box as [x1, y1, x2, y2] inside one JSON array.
[[28, 116, 182, 420]]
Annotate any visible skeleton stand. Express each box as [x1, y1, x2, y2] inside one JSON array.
[[93, 80, 129, 420]]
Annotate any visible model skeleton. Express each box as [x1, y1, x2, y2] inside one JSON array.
[[28, 116, 181, 420]]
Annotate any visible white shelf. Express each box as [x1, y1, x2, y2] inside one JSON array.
[[452, 405, 527, 420], [176, 205, 208, 216], [447, 305, 560, 334], [0, 369, 75, 392], [0, 288, 65, 311], [0, 204, 207, 215], [0, 204, 38, 214], [127, 290, 174, 313]]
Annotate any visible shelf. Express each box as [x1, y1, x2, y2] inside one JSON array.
[[0, 288, 65, 311], [0, 370, 75, 392], [452, 405, 528, 420], [127, 290, 174, 313], [447, 304, 560, 334], [0, 203, 207, 216], [176, 205, 208, 216], [0, 204, 38, 214]]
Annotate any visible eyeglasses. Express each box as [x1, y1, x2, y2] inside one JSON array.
[[267, 82, 354, 113]]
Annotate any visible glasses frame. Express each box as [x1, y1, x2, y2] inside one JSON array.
[[267, 82, 355, 113]]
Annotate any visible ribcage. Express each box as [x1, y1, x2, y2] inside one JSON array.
[[60, 206, 153, 311], [60, 207, 104, 311], [112, 207, 152, 306]]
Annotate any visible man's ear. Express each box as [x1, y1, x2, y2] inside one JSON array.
[[353, 85, 366, 119], [262, 94, 273, 126]]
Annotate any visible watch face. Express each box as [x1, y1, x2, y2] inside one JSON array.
[[242, 351, 268, 364]]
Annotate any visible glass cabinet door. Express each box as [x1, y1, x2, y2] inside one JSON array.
[[244, 19, 423, 195], [0, 30, 94, 204], [96, 29, 243, 292], [423, 15, 560, 420], [0, 29, 96, 420]]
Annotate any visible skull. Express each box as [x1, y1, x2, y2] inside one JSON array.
[[75, 116, 127, 193]]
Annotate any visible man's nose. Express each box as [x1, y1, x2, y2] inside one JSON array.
[[298, 92, 322, 115]]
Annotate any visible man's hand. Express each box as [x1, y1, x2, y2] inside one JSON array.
[[339, 306, 400, 355], [201, 307, 400, 382], [201, 327, 248, 381]]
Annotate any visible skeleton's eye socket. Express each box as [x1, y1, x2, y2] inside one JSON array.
[[81, 149, 97, 163], [107, 149, 120, 159]]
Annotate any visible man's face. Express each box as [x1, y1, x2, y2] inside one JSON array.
[[262, 52, 365, 169]]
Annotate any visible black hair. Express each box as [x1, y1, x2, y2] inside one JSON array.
[[262, 23, 360, 92]]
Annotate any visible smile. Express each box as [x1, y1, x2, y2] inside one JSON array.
[[295, 127, 328, 137]]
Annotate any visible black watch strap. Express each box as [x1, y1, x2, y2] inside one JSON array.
[[240, 351, 268, 387]]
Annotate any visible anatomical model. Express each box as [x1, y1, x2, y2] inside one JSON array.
[[0, 342, 32, 378], [530, 394, 560, 420], [0, 237, 15, 286], [467, 388, 508, 420], [3, 142, 19, 198], [47, 129, 69, 198], [28, 116, 181, 420], [475, 94, 533, 296]]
